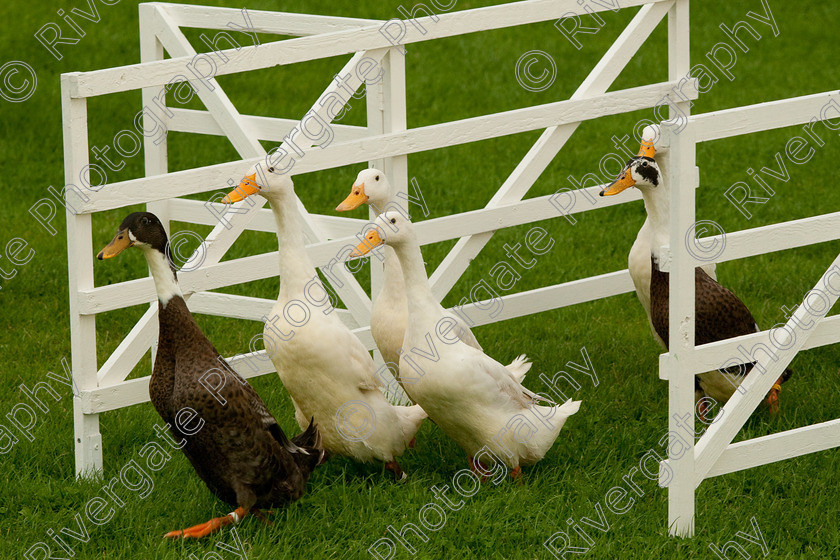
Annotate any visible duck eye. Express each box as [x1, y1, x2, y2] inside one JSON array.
[[390, 218, 396, 224], [268, 167, 275, 173]]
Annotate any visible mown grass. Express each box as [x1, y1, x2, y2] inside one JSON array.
[[0, 0, 838, 558]]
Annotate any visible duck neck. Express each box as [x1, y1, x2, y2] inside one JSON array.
[[373, 193, 409, 296], [383, 245, 406, 295], [392, 237, 438, 320], [141, 247, 183, 308], [267, 190, 318, 293], [640, 162, 671, 265]]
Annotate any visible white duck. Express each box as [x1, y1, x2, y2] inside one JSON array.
[[350, 211, 581, 477], [600, 127, 790, 413], [336, 168, 532, 392], [223, 165, 426, 478]]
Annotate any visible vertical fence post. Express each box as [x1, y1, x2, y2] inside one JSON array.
[[366, 50, 386, 316], [382, 48, 408, 206], [365, 47, 410, 404], [140, 4, 170, 230], [139, 4, 167, 369], [665, 0, 695, 537], [382, 48, 409, 404], [62, 74, 102, 479], [663, 119, 697, 537]]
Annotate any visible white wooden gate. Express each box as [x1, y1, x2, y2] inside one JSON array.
[[656, 95, 840, 535], [62, 0, 839, 536]]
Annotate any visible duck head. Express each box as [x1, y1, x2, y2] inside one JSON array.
[[349, 211, 411, 257], [97, 212, 168, 260], [222, 163, 294, 204], [336, 168, 389, 212], [600, 124, 664, 197]]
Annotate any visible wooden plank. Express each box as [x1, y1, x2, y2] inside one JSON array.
[[168, 198, 368, 238], [693, 90, 840, 143], [665, 0, 694, 537], [68, 0, 664, 98], [80, 81, 689, 213], [704, 420, 840, 480], [96, 306, 158, 387], [156, 2, 382, 34], [62, 74, 103, 478], [187, 291, 360, 329], [465, 270, 634, 327], [663, 121, 697, 536], [141, 4, 170, 378], [659, 314, 840, 378], [430, 1, 673, 299], [293, 82, 695, 175], [658, 211, 840, 273], [377, 50, 412, 405], [169, 108, 370, 143]]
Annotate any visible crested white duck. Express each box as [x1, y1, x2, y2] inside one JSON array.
[[600, 127, 791, 413], [336, 168, 532, 392], [223, 166, 426, 479], [351, 211, 581, 477], [98, 212, 323, 539]]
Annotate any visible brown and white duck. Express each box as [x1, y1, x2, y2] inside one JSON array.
[[98, 212, 323, 539], [600, 128, 791, 414]]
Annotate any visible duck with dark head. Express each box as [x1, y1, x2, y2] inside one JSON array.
[[600, 127, 792, 418], [98, 211, 324, 539]]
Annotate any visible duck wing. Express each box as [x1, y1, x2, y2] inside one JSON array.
[[465, 347, 538, 408], [650, 259, 758, 347], [340, 323, 387, 392], [442, 310, 483, 352], [694, 268, 758, 344]]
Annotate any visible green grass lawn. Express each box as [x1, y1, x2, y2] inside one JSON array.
[[1, 0, 839, 557]]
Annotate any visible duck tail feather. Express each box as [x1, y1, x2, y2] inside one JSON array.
[[269, 422, 308, 455], [291, 417, 321, 449]]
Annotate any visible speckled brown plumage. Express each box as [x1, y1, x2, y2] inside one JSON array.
[[152, 295, 322, 510], [100, 212, 323, 532], [650, 256, 792, 401], [650, 256, 759, 349]]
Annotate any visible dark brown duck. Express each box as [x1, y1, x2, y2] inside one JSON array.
[[98, 212, 323, 538]]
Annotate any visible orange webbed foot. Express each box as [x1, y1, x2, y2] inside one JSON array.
[[767, 382, 782, 415], [164, 506, 247, 539]]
